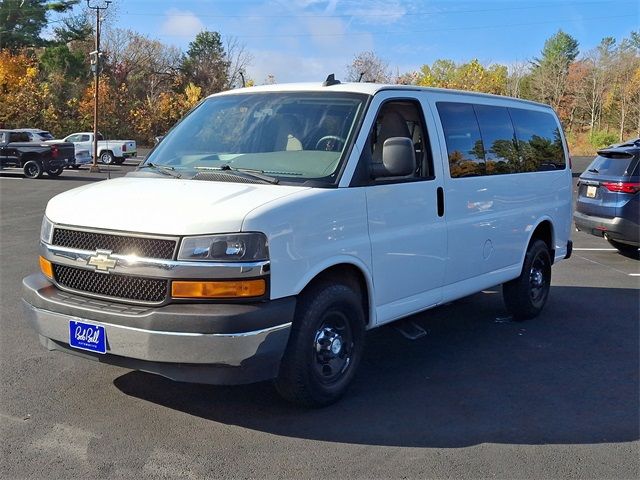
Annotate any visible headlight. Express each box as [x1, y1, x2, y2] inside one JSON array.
[[40, 216, 54, 244], [178, 233, 268, 262]]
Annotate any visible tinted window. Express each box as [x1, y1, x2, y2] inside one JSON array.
[[474, 105, 518, 175], [80, 135, 90, 142], [587, 153, 636, 177], [437, 102, 484, 177], [509, 108, 565, 172]]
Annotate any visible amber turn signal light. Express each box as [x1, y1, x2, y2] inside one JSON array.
[[39, 256, 53, 279], [171, 279, 266, 299]]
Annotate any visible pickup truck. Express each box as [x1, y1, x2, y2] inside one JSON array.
[[62, 132, 137, 165], [0, 129, 72, 178], [13, 128, 92, 169]]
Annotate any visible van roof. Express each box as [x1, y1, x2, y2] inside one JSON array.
[[211, 82, 552, 109]]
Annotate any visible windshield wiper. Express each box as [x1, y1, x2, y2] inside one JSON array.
[[588, 168, 599, 174], [195, 164, 279, 184], [139, 162, 182, 178]]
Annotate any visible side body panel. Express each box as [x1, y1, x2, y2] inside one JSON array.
[[424, 91, 572, 300], [241, 188, 376, 323]]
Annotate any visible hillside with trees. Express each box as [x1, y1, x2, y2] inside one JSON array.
[[1, 0, 638, 152]]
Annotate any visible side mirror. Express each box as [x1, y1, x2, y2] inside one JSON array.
[[154, 135, 164, 145], [371, 137, 416, 178]]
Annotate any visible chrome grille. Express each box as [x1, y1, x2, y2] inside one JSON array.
[[52, 228, 176, 259], [53, 264, 168, 303]]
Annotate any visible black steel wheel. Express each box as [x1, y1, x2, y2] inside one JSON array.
[[275, 281, 365, 407], [503, 239, 551, 320], [23, 160, 43, 179]]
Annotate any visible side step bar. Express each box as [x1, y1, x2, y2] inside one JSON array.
[[393, 319, 428, 340]]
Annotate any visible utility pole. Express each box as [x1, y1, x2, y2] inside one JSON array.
[[87, 0, 111, 173]]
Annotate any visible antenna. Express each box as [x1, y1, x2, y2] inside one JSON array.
[[322, 74, 341, 87]]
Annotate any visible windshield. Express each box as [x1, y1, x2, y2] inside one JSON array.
[[144, 92, 366, 185]]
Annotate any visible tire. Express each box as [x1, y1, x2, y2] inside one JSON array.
[[503, 239, 551, 320], [47, 166, 64, 177], [607, 238, 639, 260], [275, 281, 365, 407], [70, 165, 80, 170], [23, 160, 43, 179], [100, 151, 114, 164]]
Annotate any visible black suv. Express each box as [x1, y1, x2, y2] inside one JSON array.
[[574, 139, 639, 258]]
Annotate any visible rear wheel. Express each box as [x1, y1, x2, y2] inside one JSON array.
[[275, 281, 365, 407], [47, 166, 64, 177], [100, 151, 114, 164], [607, 238, 640, 259], [23, 160, 43, 179], [503, 239, 551, 320]]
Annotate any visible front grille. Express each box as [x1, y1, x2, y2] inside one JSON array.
[[52, 228, 176, 259], [53, 264, 168, 303]]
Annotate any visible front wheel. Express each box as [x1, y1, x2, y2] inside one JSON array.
[[23, 160, 43, 179], [100, 151, 114, 164], [275, 282, 365, 407], [607, 238, 639, 259], [503, 239, 551, 320]]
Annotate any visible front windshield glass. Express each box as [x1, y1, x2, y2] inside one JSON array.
[[144, 92, 366, 185]]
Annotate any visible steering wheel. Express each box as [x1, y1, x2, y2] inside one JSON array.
[[315, 135, 346, 151]]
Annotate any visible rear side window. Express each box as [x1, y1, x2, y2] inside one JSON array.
[[437, 102, 484, 177], [509, 108, 565, 171], [587, 153, 637, 177], [474, 105, 518, 175]]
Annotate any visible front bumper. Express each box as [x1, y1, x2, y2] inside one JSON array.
[[22, 273, 295, 384], [573, 211, 639, 246]]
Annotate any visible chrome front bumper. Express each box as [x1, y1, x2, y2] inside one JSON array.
[[22, 274, 295, 384], [23, 301, 291, 366]]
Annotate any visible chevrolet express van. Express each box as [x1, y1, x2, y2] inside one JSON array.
[[23, 80, 573, 406]]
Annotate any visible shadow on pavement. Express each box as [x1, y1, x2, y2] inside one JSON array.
[[115, 286, 639, 448]]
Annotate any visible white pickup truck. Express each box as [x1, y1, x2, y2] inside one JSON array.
[[62, 132, 137, 165]]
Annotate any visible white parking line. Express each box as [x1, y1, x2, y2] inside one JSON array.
[[629, 273, 640, 277], [573, 248, 617, 251]]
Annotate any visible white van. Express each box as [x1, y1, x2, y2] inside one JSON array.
[[23, 80, 573, 406]]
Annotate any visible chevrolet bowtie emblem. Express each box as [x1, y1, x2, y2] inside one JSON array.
[[87, 250, 117, 273]]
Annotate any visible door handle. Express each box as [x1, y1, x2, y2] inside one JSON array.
[[437, 187, 444, 217]]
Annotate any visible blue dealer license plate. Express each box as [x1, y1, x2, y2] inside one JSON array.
[[69, 319, 107, 354]]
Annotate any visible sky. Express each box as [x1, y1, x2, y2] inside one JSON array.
[[71, 0, 640, 83]]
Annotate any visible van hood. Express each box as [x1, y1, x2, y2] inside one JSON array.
[[46, 177, 309, 235]]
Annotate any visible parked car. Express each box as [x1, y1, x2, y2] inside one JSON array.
[[14, 128, 56, 142], [62, 132, 137, 165], [23, 80, 573, 406], [13, 128, 90, 169], [0, 129, 72, 178], [574, 139, 639, 258]]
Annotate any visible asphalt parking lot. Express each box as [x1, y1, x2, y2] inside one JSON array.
[[1, 158, 638, 479]]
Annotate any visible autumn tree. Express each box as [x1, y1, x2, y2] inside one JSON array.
[[181, 31, 230, 95], [346, 51, 392, 83], [417, 59, 507, 94], [530, 30, 579, 110]]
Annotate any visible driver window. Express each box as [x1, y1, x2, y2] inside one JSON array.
[[368, 100, 433, 180]]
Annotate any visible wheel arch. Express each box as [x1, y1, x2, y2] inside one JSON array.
[[295, 259, 374, 328], [526, 217, 555, 264]]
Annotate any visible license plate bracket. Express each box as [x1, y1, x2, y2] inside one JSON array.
[[69, 319, 107, 354]]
